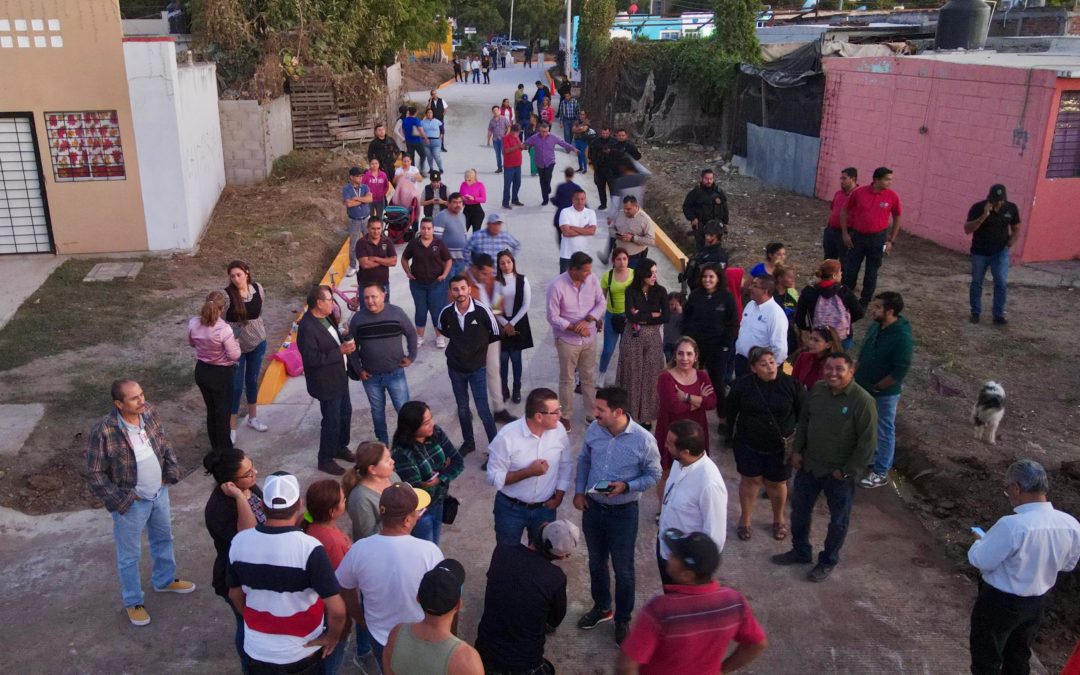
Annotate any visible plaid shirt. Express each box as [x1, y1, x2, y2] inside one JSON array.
[[464, 229, 521, 262], [391, 425, 464, 506], [85, 404, 179, 514], [557, 97, 580, 121]]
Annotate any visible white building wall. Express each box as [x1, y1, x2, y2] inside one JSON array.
[[123, 39, 223, 251]]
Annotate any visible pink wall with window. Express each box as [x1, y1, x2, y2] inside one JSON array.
[[816, 56, 1079, 263]]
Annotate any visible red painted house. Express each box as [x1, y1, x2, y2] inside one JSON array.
[[815, 52, 1080, 263]]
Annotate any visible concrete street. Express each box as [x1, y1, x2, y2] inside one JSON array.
[[0, 64, 978, 674]]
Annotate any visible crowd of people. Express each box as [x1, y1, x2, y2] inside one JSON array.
[[81, 68, 1080, 675]]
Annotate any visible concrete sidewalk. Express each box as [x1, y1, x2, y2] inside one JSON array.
[[0, 63, 978, 674]]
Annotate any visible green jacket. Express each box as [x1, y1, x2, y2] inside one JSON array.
[[795, 380, 877, 478], [855, 316, 913, 397]]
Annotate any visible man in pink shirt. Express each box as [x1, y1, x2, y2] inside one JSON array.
[[823, 167, 857, 261], [546, 251, 605, 431], [840, 166, 902, 307]]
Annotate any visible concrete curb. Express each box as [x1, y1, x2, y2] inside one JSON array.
[[256, 239, 351, 405]]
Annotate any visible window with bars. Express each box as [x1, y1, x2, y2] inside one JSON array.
[[43, 111, 126, 182], [1046, 91, 1080, 179]]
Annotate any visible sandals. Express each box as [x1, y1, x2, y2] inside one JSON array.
[[737, 525, 752, 541], [773, 522, 789, 541]]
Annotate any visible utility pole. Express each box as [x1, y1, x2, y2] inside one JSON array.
[[565, 0, 573, 78], [509, 0, 515, 43]]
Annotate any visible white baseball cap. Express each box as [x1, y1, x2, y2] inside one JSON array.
[[263, 472, 301, 509]]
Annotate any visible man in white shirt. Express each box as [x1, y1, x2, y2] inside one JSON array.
[[487, 388, 574, 545], [336, 483, 444, 665], [559, 189, 597, 273], [733, 275, 788, 377], [658, 419, 727, 586], [967, 459, 1080, 675]]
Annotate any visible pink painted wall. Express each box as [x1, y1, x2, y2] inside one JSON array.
[[1026, 81, 1080, 262], [816, 57, 1072, 263]]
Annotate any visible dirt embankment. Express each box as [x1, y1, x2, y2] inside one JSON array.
[[638, 140, 1080, 669], [0, 150, 366, 515], [403, 60, 454, 92]]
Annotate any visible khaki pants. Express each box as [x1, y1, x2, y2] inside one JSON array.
[[556, 338, 597, 421], [486, 341, 505, 413]]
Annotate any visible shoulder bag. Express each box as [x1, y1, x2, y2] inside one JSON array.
[[752, 377, 795, 460]]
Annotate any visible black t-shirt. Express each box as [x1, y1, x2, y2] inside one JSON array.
[[967, 200, 1020, 256], [204, 485, 264, 598], [475, 544, 568, 671]]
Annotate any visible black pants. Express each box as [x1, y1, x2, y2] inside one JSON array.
[[841, 229, 887, 306], [655, 538, 675, 588], [406, 142, 424, 167], [248, 649, 324, 674], [195, 361, 235, 450], [464, 203, 485, 233], [969, 582, 1045, 675], [822, 226, 844, 260], [538, 165, 555, 203], [594, 173, 611, 209]]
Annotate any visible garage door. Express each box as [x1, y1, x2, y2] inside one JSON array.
[[0, 115, 52, 254]]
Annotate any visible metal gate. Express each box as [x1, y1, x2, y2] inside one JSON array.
[[0, 114, 53, 254]]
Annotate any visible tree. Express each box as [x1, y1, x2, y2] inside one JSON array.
[[712, 0, 760, 62], [577, 0, 616, 72], [455, 2, 505, 36]]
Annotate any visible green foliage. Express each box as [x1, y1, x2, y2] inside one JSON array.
[[456, 3, 505, 35], [577, 0, 617, 72], [712, 0, 762, 62]]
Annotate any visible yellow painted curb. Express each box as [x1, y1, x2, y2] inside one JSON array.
[[256, 239, 353, 405], [654, 223, 689, 276], [437, 77, 456, 90]]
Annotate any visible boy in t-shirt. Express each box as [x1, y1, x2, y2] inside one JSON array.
[[663, 292, 685, 362]]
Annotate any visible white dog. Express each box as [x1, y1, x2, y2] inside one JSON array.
[[972, 381, 1006, 444]]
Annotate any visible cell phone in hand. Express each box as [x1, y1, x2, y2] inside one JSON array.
[[593, 480, 614, 493], [971, 526, 986, 537]]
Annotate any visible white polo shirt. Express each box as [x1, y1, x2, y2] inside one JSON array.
[[734, 297, 789, 363], [487, 418, 573, 504], [558, 206, 597, 260], [658, 455, 728, 558]]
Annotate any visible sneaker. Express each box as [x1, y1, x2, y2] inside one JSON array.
[[541, 199, 549, 206], [993, 316, 1008, 325], [155, 579, 196, 594], [435, 335, 447, 349], [318, 460, 345, 476], [511, 200, 525, 207], [771, 550, 813, 566], [807, 563, 835, 582], [126, 604, 151, 626], [416, 336, 425, 348], [345, 266, 357, 277], [354, 651, 380, 675], [335, 447, 356, 462], [969, 313, 980, 324], [615, 621, 630, 645], [495, 168, 503, 173], [859, 472, 888, 489], [230, 429, 237, 444], [459, 441, 476, 457], [577, 606, 614, 630], [494, 410, 518, 424], [502, 203, 512, 210], [246, 417, 268, 432]]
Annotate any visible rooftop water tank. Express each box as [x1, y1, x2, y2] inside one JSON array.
[[935, 0, 992, 50]]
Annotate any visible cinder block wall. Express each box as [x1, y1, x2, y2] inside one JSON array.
[[815, 57, 1058, 262], [219, 96, 293, 185]]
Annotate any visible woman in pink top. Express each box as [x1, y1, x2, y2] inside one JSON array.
[[540, 98, 555, 126], [460, 168, 487, 233], [302, 479, 353, 675], [188, 291, 241, 450], [389, 173, 422, 231], [361, 158, 392, 219]]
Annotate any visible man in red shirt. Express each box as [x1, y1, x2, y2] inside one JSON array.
[[840, 166, 902, 306], [824, 167, 858, 260], [616, 529, 767, 674], [502, 124, 525, 209]]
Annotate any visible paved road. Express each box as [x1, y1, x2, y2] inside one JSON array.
[[0, 63, 979, 674]]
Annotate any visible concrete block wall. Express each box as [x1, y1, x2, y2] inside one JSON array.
[[219, 96, 293, 185], [816, 56, 1058, 262]]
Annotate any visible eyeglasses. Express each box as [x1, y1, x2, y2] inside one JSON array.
[[539, 407, 563, 416], [236, 468, 255, 481]]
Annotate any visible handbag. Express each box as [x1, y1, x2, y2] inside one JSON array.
[[441, 493, 460, 525], [752, 378, 795, 459]]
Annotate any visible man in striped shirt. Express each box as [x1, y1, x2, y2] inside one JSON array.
[[617, 529, 767, 674], [228, 472, 346, 671]]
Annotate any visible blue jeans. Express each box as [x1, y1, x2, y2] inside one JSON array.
[[493, 137, 504, 171], [574, 139, 589, 171], [790, 469, 855, 566], [361, 368, 410, 445], [230, 604, 250, 674], [322, 633, 346, 675], [347, 217, 369, 269], [970, 248, 1009, 319], [448, 367, 498, 446], [111, 486, 176, 607], [561, 119, 574, 145], [582, 500, 639, 623], [872, 394, 901, 475], [425, 139, 444, 173], [363, 624, 385, 671], [354, 621, 372, 661], [493, 492, 556, 545], [413, 499, 445, 544], [599, 312, 624, 375], [502, 166, 521, 206], [500, 348, 523, 394], [319, 394, 352, 463], [409, 279, 450, 329], [232, 340, 268, 413]]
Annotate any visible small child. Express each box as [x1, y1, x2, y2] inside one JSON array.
[[773, 265, 799, 361], [663, 292, 686, 361]]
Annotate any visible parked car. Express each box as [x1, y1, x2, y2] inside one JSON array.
[[508, 40, 527, 52]]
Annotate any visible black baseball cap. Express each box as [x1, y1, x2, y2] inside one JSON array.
[[987, 184, 1007, 202], [417, 559, 466, 615], [662, 529, 720, 577], [349, 166, 363, 176]]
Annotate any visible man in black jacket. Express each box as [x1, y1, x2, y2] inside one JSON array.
[[437, 275, 501, 456], [682, 169, 730, 252], [367, 123, 398, 177], [296, 285, 357, 475], [588, 127, 617, 211], [427, 90, 449, 151], [681, 222, 729, 290]]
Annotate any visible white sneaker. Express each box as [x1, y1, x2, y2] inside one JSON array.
[[859, 472, 888, 489], [345, 266, 357, 277], [246, 417, 268, 432], [416, 336, 425, 348], [230, 429, 237, 444], [435, 335, 447, 349]]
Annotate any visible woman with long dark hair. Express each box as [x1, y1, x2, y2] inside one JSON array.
[[224, 260, 268, 444], [681, 263, 738, 426], [791, 325, 843, 390], [390, 401, 464, 544], [188, 291, 240, 450], [598, 247, 634, 387], [494, 250, 534, 404], [203, 447, 264, 673], [616, 258, 668, 429], [301, 479, 352, 675], [654, 337, 717, 500]]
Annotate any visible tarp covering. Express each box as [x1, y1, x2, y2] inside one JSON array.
[[740, 41, 822, 88], [745, 123, 821, 197]]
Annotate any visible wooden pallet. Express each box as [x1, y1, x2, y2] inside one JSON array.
[[291, 77, 377, 148]]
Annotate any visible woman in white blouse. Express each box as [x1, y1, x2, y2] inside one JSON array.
[[494, 250, 533, 404]]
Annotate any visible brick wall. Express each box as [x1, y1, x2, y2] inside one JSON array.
[[219, 96, 293, 185], [817, 57, 1059, 262]]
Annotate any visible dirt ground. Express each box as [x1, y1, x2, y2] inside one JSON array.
[[638, 140, 1080, 669], [402, 59, 454, 93], [0, 150, 365, 515]]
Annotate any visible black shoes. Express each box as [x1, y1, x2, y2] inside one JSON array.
[[541, 199, 549, 206], [512, 200, 524, 207], [335, 447, 356, 462], [459, 441, 476, 457], [577, 606, 613, 629], [771, 550, 813, 566], [494, 410, 518, 424], [807, 563, 835, 582], [502, 384, 511, 402], [993, 316, 1008, 325], [970, 313, 980, 324], [318, 460, 345, 476], [512, 389, 522, 404], [615, 621, 630, 645]]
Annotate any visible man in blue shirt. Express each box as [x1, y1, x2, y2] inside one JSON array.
[[573, 386, 662, 645], [401, 107, 425, 172], [342, 166, 373, 276]]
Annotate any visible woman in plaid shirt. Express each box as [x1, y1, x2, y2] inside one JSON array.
[[390, 401, 464, 545]]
